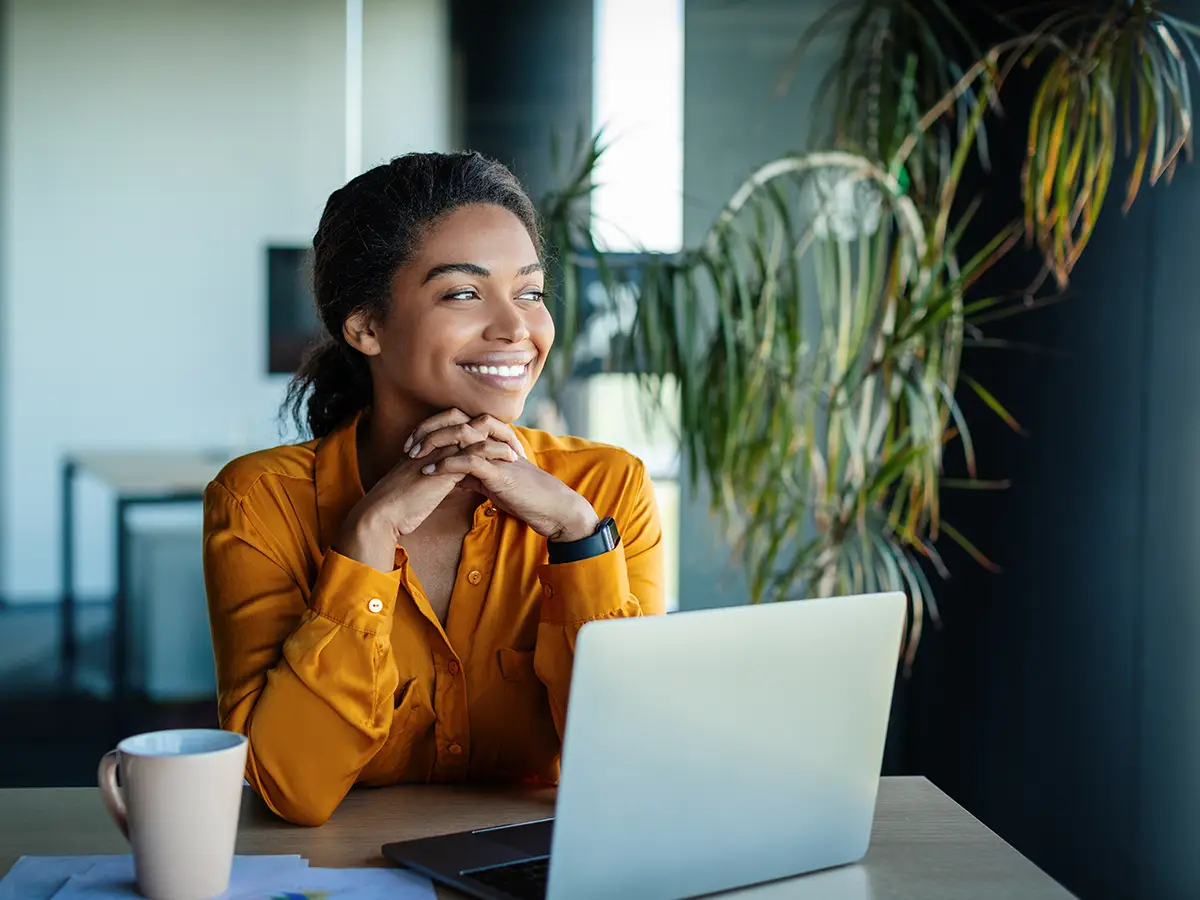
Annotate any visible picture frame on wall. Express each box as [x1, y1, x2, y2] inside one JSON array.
[[266, 245, 320, 374]]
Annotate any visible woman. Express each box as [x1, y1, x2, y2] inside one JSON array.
[[202, 152, 664, 827]]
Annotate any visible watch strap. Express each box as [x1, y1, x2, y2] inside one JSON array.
[[547, 516, 619, 564]]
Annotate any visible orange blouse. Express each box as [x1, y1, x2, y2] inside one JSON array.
[[202, 415, 664, 826]]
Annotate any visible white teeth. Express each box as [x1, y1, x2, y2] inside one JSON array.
[[461, 363, 527, 377]]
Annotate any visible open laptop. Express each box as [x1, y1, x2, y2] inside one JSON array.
[[382, 591, 905, 900]]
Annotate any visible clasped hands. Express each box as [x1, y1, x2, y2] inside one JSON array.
[[337, 409, 598, 572]]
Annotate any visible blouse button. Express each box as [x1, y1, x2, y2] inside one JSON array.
[[467, 570, 483, 585], [483, 506, 496, 517], [367, 598, 384, 613], [447, 742, 463, 755]]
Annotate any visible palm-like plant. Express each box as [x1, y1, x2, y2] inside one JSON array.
[[537, 0, 1200, 662], [647, 152, 969, 664], [783, 0, 989, 211], [1012, 1, 1198, 286]]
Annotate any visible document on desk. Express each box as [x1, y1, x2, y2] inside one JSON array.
[[222, 867, 437, 899], [0, 855, 121, 900], [48, 856, 308, 899], [0, 855, 304, 899], [0, 854, 434, 900]]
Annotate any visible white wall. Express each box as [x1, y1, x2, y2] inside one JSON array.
[[2, 0, 450, 601]]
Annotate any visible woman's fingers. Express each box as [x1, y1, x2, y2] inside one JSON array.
[[426, 454, 510, 493], [467, 415, 526, 459], [411, 413, 525, 460], [412, 422, 483, 458], [404, 408, 470, 454], [419, 440, 517, 475]]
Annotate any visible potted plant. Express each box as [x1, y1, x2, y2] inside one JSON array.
[[537, 0, 1200, 666]]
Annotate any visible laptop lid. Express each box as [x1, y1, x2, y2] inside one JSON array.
[[546, 592, 906, 900]]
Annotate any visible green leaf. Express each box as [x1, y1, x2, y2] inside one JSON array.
[[961, 373, 1027, 435], [940, 521, 1001, 573]]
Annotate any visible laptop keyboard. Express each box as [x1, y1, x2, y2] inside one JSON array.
[[465, 856, 549, 900]]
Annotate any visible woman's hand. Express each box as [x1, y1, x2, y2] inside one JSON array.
[[408, 408, 597, 542], [334, 439, 518, 572], [422, 446, 599, 544], [405, 409, 525, 461]]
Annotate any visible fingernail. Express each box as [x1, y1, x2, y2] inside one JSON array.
[[409, 443, 422, 458], [421, 464, 435, 475], [403, 435, 413, 453]]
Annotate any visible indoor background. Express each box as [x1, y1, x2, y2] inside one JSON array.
[[1, 2, 1199, 899]]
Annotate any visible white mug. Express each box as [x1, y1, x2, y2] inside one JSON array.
[[98, 729, 248, 900]]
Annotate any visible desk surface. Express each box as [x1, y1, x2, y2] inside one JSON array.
[[0, 777, 1071, 899], [68, 449, 236, 496]]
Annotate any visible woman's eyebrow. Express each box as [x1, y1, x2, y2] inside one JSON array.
[[422, 261, 543, 284], [423, 262, 489, 284]]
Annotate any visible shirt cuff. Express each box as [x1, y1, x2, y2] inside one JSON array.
[[309, 550, 403, 635], [537, 544, 633, 625]]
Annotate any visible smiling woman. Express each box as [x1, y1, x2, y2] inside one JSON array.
[[357, 207, 551, 433], [201, 152, 665, 826]]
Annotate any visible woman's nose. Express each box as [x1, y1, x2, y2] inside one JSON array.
[[483, 299, 531, 344]]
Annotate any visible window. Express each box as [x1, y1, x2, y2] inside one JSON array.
[[592, 0, 684, 253], [587, 0, 684, 609]]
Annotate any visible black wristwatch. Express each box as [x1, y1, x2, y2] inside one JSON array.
[[547, 516, 620, 564]]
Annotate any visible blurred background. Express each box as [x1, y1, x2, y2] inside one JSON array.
[[2, 1, 1200, 898]]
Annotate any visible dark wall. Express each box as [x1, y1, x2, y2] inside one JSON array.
[[449, 0, 592, 201], [908, 167, 1150, 900], [1134, 50, 1200, 894], [905, 4, 1200, 897]]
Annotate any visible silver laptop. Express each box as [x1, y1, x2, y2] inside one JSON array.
[[382, 591, 905, 900]]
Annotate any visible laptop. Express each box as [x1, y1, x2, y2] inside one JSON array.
[[382, 591, 905, 900]]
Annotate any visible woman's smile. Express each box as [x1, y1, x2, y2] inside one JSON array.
[[456, 352, 537, 394]]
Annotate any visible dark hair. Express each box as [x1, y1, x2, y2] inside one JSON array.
[[284, 151, 542, 439]]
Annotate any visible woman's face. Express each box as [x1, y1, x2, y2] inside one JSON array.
[[349, 203, 554, 424]]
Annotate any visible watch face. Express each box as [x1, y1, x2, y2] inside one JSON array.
[[601, 517, 619, 548]]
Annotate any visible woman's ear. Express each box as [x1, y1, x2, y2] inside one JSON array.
[[343, 309, 382, 357]]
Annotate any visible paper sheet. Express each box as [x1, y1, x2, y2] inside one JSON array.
[[0, 855, 123, 900], [52, 855, 310, 899], [1, 855, 435, 900], [1, 855, 306, 900], [223, 867, 437, 900]]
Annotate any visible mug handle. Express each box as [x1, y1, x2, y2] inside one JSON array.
[[97, 750, 130, 839]]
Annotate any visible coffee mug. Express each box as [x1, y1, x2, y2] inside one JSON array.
[[98, 729, 248, 900]]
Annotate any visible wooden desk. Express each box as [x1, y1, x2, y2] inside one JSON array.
[[0, 777, 1072, 899]]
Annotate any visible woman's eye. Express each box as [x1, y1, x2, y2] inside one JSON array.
[[445, 289, 480, 302], [519, 289, 546, 303]]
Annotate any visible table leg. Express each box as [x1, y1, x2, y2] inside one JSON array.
[[113, 498, 131, 738], [59, 459, 77, 687]]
